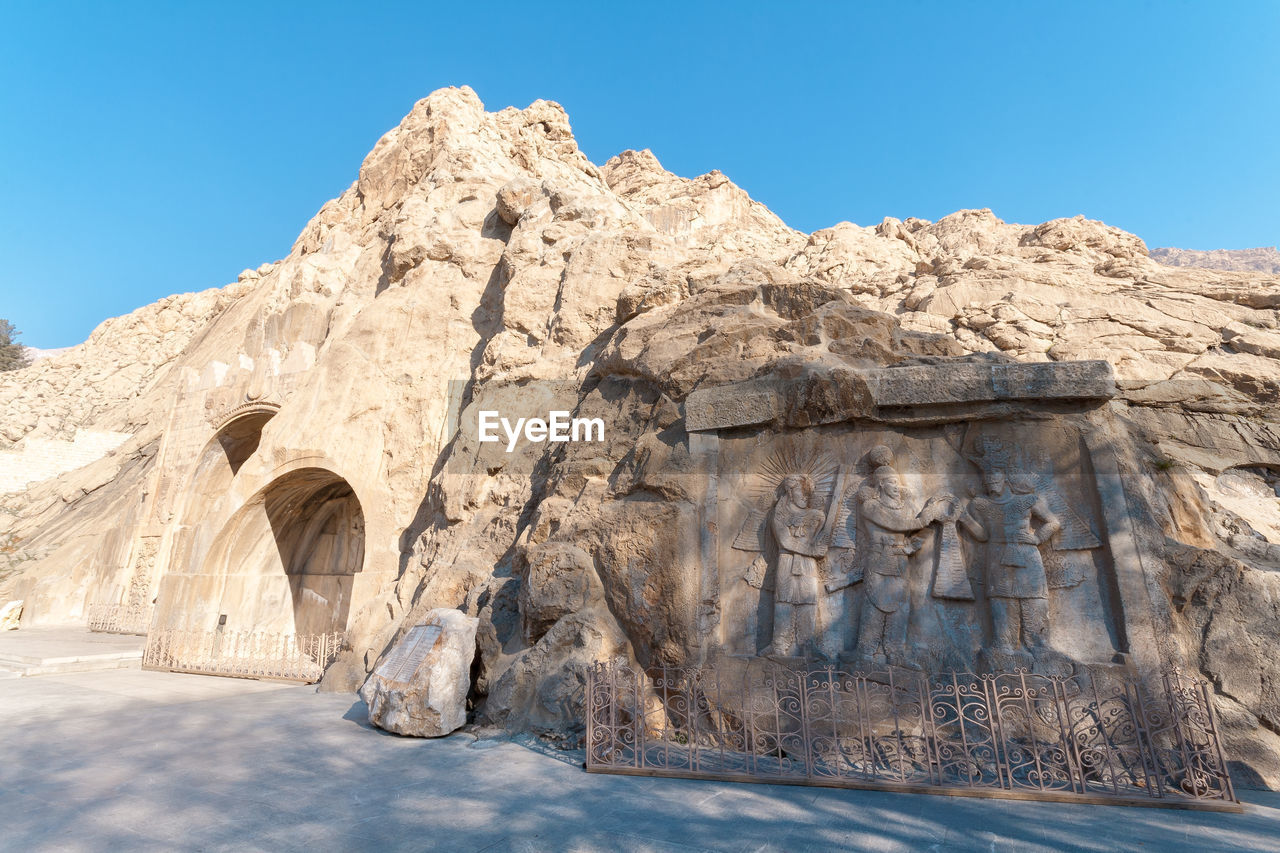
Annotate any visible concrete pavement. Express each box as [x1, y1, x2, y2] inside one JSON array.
[[0, 626, 144, 677], [2, 664, 1279, 851]]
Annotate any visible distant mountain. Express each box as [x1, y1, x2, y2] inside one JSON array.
[[1150, 246, 1280, 274], [23, 346, 72, 363]]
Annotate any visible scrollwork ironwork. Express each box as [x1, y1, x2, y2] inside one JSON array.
[[585, 660, 1237, 809]]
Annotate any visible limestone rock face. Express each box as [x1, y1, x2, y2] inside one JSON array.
[[0, 600, 21, 630], [21, 347, 72, 364], [359, 608, 478, 737], [1, 86, 1278, 785], [1152, 246, 1280, 274], [0, 285, 251, 446]]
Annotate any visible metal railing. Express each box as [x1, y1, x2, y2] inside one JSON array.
[[586, 660, 1238, 811], [142, 628, 346, 683], [87, 604, 154, 635]]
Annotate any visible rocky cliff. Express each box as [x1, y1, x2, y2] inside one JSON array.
[[1152, 246, 1280, 275], [2, 87, 1278, 786]]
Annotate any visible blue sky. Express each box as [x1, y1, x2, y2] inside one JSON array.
[[1, 2, 1277, 348]]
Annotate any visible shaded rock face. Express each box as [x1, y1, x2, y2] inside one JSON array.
[[1, 87, 1279, 785]]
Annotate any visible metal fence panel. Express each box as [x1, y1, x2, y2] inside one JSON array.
[[142, 628, 345, 683], [87, 604, 154, 636], [586, 660, 1238, 811]]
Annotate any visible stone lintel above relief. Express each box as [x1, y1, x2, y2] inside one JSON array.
[[685, 380, 781, 432], [684, 360, 1116, 432], [869, 360, 1116, 407]]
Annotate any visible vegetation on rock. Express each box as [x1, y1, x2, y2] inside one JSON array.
[[0, 320, 30, 372]]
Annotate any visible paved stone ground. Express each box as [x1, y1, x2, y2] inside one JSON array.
[[0, 626, 144, 677], [2, 666, 1278, 852]]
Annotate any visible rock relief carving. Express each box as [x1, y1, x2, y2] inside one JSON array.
[[957, 467, 1059, 660], [126, 536, 161, 608], [731, 449, 848, 656], [852, 452, 952, 668], [954, 437, 1103, 674], [724, 428, 1110, 674]]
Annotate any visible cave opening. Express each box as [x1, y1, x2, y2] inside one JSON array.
[[262, 469, 366, 636]]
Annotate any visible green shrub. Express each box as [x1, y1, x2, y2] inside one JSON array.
[[0, 319, 31, 372]]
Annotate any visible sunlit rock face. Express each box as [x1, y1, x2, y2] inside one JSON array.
[[1, 86, 1278, 786], [361, 608, 478, 737], [1151, 246, 1280, 275]]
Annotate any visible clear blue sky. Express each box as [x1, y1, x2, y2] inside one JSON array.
[[2, 2, 1277, 348]]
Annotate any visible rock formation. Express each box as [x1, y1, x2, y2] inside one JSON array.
[[0, 600, 21, 630], [1152, 246, 1280, 275], [22, 347, 74, 365], [1, 87, 1278, 786]]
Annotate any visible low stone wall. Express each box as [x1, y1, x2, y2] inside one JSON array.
[[0, 430, 130, 493]]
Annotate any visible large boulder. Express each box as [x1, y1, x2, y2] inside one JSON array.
[[359, 608, 478, 737]]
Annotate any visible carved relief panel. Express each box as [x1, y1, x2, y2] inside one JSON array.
[[713, 419, 1125, 677]]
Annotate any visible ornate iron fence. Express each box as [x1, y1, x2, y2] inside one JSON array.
[[142, 628, 345, 683], [87, 604, 154, 635], [586, 660, 1239, 811]]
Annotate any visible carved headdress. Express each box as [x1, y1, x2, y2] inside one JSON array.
[[731, 446, 839, 553], [965, 436, 1101, 553]]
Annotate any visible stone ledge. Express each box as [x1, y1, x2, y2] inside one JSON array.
[[685, 360, 1115, 432], [869, 360, 1115, 407], [685, 380, 779, 433]]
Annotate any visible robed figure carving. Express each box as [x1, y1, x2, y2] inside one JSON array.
[[769, 475, 827, 655], [733, 455, 848, 657], [855, 465, 950, 666], [958, 467, 1061, 658]]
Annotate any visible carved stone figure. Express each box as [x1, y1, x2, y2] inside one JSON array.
[[855, 465, 946, 666], [958, 468, 1061, 658], [732, 452, 848, 657], [768, 474, 827, 656], [828, 445, 895, 589], [929, 497, 973, 601]]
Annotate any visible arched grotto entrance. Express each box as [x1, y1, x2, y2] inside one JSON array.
[[263, 469, 366, 635], [215, 410, 275, 475], [162, 408, 280, 583], [154, 465, 365, 637]]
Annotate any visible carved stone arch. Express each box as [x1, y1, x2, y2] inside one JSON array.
[[159, 465, 365, 636], [213, 407, 280, 474], [188, 404, 283, 503], [161, 405, 282, 588], [208, 399, 282, 434]]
